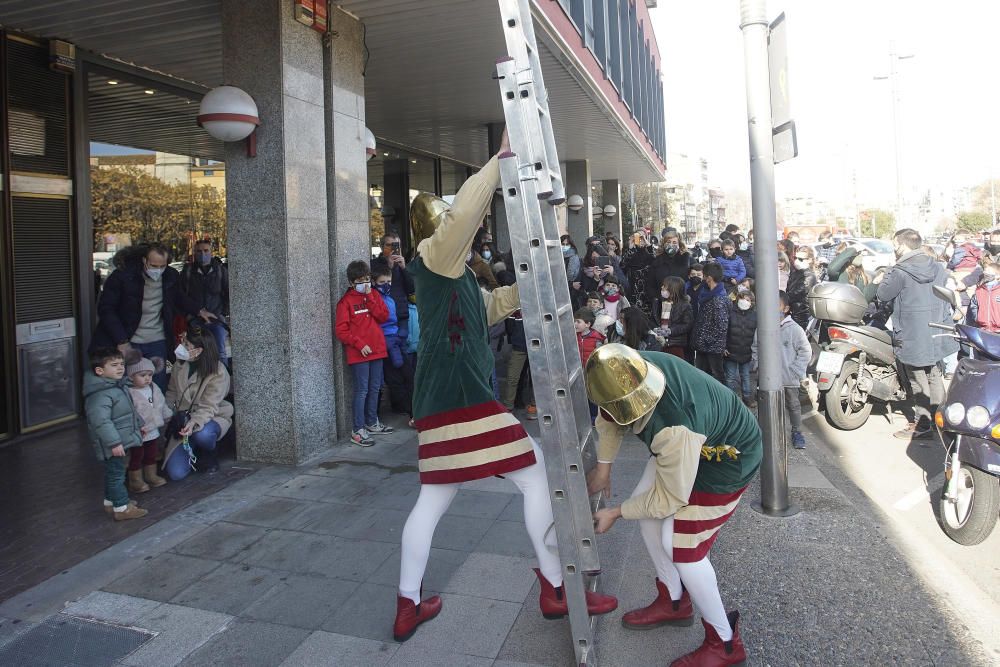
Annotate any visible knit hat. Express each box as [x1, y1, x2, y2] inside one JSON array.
[[127, 357, 155, 377]]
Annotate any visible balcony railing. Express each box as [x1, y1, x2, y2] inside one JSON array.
[[555, 0, 666, 162]]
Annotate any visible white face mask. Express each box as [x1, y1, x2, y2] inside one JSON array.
[[174, 344, 190, 361], [794, 259, 810, 270], [482, 250, 492, 260], [615, 321, 625, 336], [660, 290, 670, 299], [737, 299, 751, 311], [354, 282, 369, 294], [146, 266, 165, 281]]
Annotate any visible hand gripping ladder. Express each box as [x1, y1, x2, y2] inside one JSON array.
[[494, 1, 603, 665]]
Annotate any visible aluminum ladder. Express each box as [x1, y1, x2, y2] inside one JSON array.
[[494, 1, 603, 664]]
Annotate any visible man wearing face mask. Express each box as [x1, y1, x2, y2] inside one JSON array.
[[92, 243, 216, 391], [180, 239, 230, 368], [815, 230, 839, 265], [465, 232, 499, 290], [875, 229, 959, 439], [982, 229, 1000, 267]]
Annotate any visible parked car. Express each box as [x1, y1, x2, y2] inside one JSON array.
[[844, 237, 895, 274]]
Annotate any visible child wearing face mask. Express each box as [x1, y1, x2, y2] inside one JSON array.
[[967, 262, 1000, 333], [600, 276, 631, 325], [653, 276, 693, 359], [374, 265, 415, 427], [575, 308, 605, 422], [336, 260, 391, 446], [586, 291, 614, 334], [725, 291, 758, 408], [125, 354, 172, 493]]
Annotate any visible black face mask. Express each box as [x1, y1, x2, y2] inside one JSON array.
[[987, 243, 1000, 254], [709, 248, 722, 258], [689, 276, 702, 286]]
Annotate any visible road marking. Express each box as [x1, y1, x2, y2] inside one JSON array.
[[893, 472, 946, 511]]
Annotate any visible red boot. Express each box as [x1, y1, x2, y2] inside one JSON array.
[[621, 579, 693, 629], [393, 594, 442, 642], [670, 610, 747, 667], [533, 568, 618, 619]]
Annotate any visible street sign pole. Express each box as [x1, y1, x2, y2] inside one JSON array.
[[741, 0, 798, 517]]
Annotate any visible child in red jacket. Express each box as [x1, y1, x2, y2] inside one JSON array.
[[336, 260, 391, 446], [575, 307, 605, 422]]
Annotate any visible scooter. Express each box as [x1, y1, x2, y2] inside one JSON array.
[[807, 282, 907, 430], [930, 286, 1000, 546]]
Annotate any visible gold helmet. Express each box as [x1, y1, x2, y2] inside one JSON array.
[[410, 192, 451, 248], [585, 343, 665, 425]]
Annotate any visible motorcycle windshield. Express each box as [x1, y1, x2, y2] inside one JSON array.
[[958, 325, 1000, 361]]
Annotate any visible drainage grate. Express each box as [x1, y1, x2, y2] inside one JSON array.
[[0, 615, 154, 666]]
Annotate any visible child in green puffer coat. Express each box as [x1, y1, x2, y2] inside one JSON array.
[[83, 348, 147, 521]]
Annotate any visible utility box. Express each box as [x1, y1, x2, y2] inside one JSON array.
[[16, 318, 78, 430]]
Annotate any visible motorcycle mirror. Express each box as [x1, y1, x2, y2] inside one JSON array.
[[933, 284, 961, 309]]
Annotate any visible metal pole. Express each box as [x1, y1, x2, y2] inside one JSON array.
[[740, 0, 797, 517], [888, 43, 904, 229]]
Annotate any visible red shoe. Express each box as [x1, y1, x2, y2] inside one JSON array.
[[621, 579, 693, 629], [670, 610, 747, 667], [392, 594, 442, 642], [533, 568, 618, 619]]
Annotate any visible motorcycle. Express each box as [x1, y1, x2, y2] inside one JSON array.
[[807, 282, 907, 430], [930, 286, 1000, 545]]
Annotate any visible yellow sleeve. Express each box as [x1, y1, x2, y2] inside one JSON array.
[[484, 284, 520, 326], [417, 156, 500, 278], [620, 425, 705, 520], [596, 413, 627, 463]]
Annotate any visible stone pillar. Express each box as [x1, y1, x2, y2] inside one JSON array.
[[601, 179, 622, 240], [562, 160, 592, 245], [324, 7, 370, 438], [222, 0, 338, 464], [487, 122, 509, 252]]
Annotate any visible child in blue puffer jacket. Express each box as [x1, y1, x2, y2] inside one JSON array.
[[716, 239, 747, 288]]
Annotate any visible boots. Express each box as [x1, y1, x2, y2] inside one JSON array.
[[127, 468, 149, 493], [621, 579, 693, 629], [113, 503, 149, 522], [143, 464, 167, 488], [533, 568, 618, 619], [104, 500, 137, 516], [393, 594, 442, 642], [670, 610, 747, 667]]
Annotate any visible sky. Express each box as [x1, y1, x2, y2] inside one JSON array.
[[648, 0, 1000, 208]]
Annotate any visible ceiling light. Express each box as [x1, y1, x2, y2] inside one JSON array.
[[144, 89, 155, 95], [383, 152, 389, 156], [107, 80, 119, 85], [410, 159, 417, 164]]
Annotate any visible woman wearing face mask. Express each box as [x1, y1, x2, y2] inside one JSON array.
[[605, 306, 659, 351], [162, 326, 234, 480], [605, 235, 623, 258], [645, 231, 693, 307], [967, 262, 1000, 333], [180, 239, 231, 369], [561, 234, 584, 309], [786, 246, 818, 330], [653, 276, 693, 359], [465, 242, 499, 290]]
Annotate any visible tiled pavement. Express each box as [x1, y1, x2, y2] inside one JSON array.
[[0, 412, 992, 666], [0, 421, 255, 602]]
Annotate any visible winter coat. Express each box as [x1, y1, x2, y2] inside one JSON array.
[[563, 249, 582, 284], [644, 251, 693, 306], [83, 371, 143, 460], [968, 281, 1000, 333], [180, 258, 229, 317], [826, 247, 858, 282], [726, 304, 758, 364], [716, 255, 747, 284], [580, 255, 629, 294], [128, 384, 172, 440], [876, 250, 959, 366], [91, 255, 201, 353], [737, 248, 755, 279], [652, 298, 693, 349], [752, 316, 810, 387], [375, 287, 399, 337], [604, 323, 660, 351], [163, 360, 234, 466], [691, 283, 730, 354], [578, 328, 605, 367], [786, 267, 818, 330], [506, 311, 527, 352], [601, 294, 631, 324], [621, 246, 655, 307], [371, 253, 415, 323], [335, 287, 389, 364], [948, 242, 983, 272]]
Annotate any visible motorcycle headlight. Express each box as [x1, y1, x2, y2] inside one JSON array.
[[966, 405, 990, 430], [945, 402, 966, 425]]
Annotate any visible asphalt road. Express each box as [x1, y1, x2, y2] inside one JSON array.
[[802, 398, 1000, 663]]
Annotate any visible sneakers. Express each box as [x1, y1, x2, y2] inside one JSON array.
[[351, 429, 374, 447], [743, 396, 757, 410], [893, 421, 932, 440], [366, 421, 394, 434], [525, 404, 538, 421], [791, 431, 806, 449]]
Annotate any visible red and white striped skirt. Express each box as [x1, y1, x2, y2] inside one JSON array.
[[672, 486, 747, 563], [414, 400, 537, 484]]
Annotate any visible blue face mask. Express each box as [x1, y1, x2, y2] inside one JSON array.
[[196, 251, 212, 266], [482, 250, 492, 261], [562, 245, 572, 255], [376, 282, 391, 294], [615, 321, 624, 336]]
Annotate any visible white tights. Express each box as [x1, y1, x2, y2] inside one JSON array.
[[631, 456, 734, 641], [399, 438, 561, 604]]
